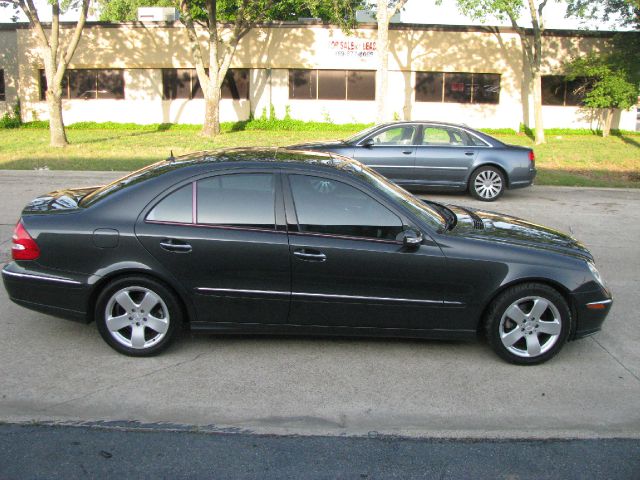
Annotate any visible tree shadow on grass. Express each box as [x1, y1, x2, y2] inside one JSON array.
[[611, 131, 640, 149]]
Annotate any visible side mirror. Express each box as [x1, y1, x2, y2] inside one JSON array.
[[362, 138, 375, 148], [401, 228, 423, 249]]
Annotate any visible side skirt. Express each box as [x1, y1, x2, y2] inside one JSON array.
[[189, 322, 477, 341]]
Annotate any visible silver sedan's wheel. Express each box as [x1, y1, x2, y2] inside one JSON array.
[[486, 283, 571, 365], [96, 276, 181, 356], [105, 287, 170, 350], [470, 167, 505, 201], [499, 296, 562, 358]]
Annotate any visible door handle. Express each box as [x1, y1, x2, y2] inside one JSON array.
[[160, 239, 192, 253], [402, 150, 413, 154], [465, 152, 474, 156], [293, 248, 326, 262]]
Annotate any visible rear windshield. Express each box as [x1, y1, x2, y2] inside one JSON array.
[[81, 161, 170, 206]]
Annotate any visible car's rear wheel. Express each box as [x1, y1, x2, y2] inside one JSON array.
[[95, 276, 182, 356], [485, 283, 571, 365], [469, 166, 505, 201]]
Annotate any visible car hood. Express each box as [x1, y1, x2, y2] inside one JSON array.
[[22, 186, 101, 214], [446, 204, 592, 261], [288, 140, 346, 150]]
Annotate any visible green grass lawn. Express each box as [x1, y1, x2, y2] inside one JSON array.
[[0, 125, 638, 188]]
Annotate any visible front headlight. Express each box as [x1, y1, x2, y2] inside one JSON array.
[[587, 261, 606, 288]]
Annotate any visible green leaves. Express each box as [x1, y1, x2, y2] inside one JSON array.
[[565, 53, 638, 110]]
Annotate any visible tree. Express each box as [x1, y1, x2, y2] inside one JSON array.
[[565, 54, 638, 136], [99, 0, 361, 137], [374, 0, 408, 123], [2, 0, 90, 146], [455, 0, 549, 144], [566, 0, 639, 29]]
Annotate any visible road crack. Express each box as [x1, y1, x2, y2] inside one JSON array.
[[591, 337, 640, 383], [44, 352, 210, 412]]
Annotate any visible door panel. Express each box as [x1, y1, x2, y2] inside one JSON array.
[[137, 224, 291, 324], [285, 173, 449, 331], [352, 125, 418, 183], [414, 125, 476, 186], [288, 233, 449, 330], [135, 172, 291, 325]]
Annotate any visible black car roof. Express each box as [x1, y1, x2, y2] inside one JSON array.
[[81, 148, 360, 206]]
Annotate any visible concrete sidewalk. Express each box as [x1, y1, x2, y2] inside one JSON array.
[[1, 170, 639, 438]]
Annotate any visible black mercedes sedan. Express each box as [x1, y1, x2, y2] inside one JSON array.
[[291, 121, 536, 201], [2, 148, 611, 364]]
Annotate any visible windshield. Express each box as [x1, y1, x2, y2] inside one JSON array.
[[337, 160, 447, 231], [343, 125, 379, 144]]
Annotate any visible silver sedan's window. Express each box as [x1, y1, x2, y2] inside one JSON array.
[[370, 126, 417, 145]]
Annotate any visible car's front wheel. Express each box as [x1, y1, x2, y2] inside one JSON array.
[[485, 283, 571, 365], [95, 276, 182, 356], [469, 166, 505, 201]]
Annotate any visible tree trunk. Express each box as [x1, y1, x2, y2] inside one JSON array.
[[602, 109, 613, 137], [202, 88, 221, 137], [375, 0, 389, 124], [531, 70, 545, 145], [46, 90, 68, 147]]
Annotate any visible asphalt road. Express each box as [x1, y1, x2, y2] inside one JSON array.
[[0, 170, 639, 439], [1, 423, 639, 479]]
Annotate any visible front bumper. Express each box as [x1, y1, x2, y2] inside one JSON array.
[[2, 262, 91, 323], [570, 287, 613, 339]]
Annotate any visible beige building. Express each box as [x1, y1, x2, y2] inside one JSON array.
[[0, 22, 636, 130]]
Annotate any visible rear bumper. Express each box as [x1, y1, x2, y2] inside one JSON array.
[[2, 262, 92, 323], [570, 287, 613, 340], [509, 168, 537, 190]]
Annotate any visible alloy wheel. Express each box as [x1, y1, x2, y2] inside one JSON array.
[[474, 170, 503, 200], [499, 296, 562, 358], [104, 286, 170, 350]]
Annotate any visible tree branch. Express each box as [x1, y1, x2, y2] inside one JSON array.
[[390, 0, 409, 16], [55, 0, 89, 86], [179, 0, 209, 92], [21, 0, 49, 49]]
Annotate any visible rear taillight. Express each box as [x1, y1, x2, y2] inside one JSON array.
[[528, 150, 535, 165], [11, 221, 40, 261]]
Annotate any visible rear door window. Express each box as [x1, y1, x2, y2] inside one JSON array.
[[197, 174, 276, 229]]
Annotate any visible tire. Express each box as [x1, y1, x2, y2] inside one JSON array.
[[469, 166, 505, 201], [95, 275, 182, 356], [485, 283, 571, 365]]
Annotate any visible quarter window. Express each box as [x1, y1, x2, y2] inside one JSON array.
[[197, 174, 275, 229], [39, 69, 125, 100], [289, 175, 403, 241], [416, 72, 500, 105], [288, 69, 375, 101], [147, 184, 193, 223]]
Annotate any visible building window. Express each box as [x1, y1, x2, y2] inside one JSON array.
[[288, 69, 375, 101], [39, 69, 125, 100], [416, 72, 501, 105], [0, 69, 5, 101], [162, 69, 249, 100], [542, 75, 591, 106]]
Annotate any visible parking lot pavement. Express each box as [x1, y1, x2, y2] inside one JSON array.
[[1, 170, 639, 438]]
